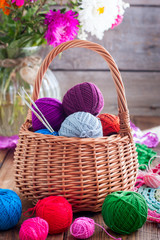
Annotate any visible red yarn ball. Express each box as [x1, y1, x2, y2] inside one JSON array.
[[62, 82, 104, 116], [35, 196, 73, 234], [98, 113, 120, 136]]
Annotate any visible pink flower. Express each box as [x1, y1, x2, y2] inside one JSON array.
[[44, 10, 79, 47], [111, 15, 123, 29], [12, 0, 24, 6]]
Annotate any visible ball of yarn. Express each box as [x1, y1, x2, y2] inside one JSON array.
[[0, 189, 22, 230], [143, 171, 160, 188], [32, 98, 65, 132], [19, 217, 49, 240], [98, 113, 120, 136], [35, 129, 59, 136], [70, 217, 95, 239], [62, 82, 104, 116], [102, 191, 148, 235], [34, 196, 73, 234], [58, 112, 103, 138]]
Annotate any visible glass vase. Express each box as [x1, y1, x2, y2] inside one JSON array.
[[0, 46, 61, 136]]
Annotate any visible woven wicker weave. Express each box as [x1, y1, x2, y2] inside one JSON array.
[[14, 40, 138, 212]]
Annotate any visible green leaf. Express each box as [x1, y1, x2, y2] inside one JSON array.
[[0, 0, 59, 47], [60, 8, 66, 13], [0, 48, 7, 60], [39, 26, 44, 34], [6, 40, 20, 58]]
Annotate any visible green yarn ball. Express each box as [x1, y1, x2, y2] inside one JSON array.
[[102, 191, 148, 235]]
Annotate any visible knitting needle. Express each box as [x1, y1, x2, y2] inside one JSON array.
[[18, 91, 53, 133], [21, 87, 55, 133], [18, 90, 54, 133]]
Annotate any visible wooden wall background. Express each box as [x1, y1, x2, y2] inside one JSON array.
[[42, 0, 160, 118]]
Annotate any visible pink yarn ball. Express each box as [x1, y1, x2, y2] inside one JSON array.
[[19, 217, 49, 240], [143, 172, 160, 188], [32, 98, 65, 132], [70, 217, 95, 239]]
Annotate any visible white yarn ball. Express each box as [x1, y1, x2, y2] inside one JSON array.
[[59, 112, 103, 138]]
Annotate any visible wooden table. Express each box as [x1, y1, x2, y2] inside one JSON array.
[[0, 145, 160, 240]]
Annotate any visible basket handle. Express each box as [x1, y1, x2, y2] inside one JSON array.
[[27, 39, 132, 137]]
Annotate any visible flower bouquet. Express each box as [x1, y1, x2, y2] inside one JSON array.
[[0, 0, 129, 140], [0, 0, 129, 49]]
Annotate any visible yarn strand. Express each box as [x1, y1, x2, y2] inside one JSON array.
[[94, 223, 122, 240], [23, 199, 44, 217], [70, 217, 122, 240], [23, 206, 36, 217]]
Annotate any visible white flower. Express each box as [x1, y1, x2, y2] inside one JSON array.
[[78, 0, 129, 40], [78, 28, 88, 40]]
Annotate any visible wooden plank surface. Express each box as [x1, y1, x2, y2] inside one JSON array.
[[0, 140, 160, 240], [54, 71, 160, 116], [130, 0, 160, 5], [129, 0, 160, 5], [130, 116, 160, 130], [0, 149, 9, 168], [40, 6, 160, 71]]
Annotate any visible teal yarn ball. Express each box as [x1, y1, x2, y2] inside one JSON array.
[[0, 189, 22, 230], [102, 191, 148, 235], [58, 111, 103, 138], [35, 129, 59, 136]]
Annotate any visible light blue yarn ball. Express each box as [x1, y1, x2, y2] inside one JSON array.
[[0, 189, 22, 230], [35, 129, 59, 136], [58, 112, 103, 138]]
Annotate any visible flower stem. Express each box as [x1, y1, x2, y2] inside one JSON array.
[[35, 0, 47, 16]]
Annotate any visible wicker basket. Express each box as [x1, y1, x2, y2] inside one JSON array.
[[14, 40, 138, 212]]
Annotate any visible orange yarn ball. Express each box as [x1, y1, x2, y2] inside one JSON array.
[[98, 113, 120, 136], [35, 196, 73, 234]]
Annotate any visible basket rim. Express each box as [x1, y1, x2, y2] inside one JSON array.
[[19, 121, 131, 144]]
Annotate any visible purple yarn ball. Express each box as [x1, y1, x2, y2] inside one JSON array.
[[62, 82, 104, 116], [32, 98, 65, 132]]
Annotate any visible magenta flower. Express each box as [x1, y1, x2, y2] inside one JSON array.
[[0, 135, 19, 149], [44, 10, 79, 47], [12, 0, 24, 6], [12, 0, 36, 6], [111, 15, 123, 29]]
